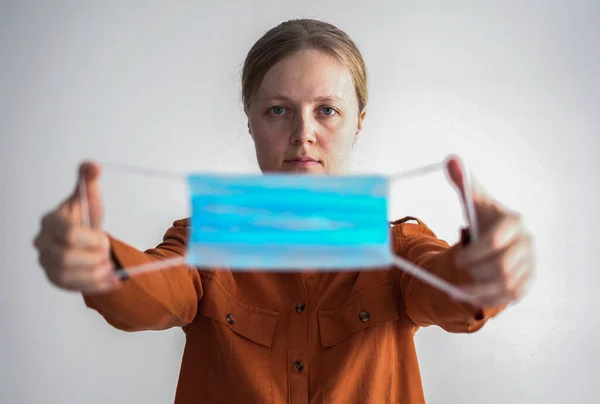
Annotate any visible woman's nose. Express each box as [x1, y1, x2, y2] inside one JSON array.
[[289, 112, 317, 145]]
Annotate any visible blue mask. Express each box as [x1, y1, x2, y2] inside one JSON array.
[[186, 173, 393, 270]]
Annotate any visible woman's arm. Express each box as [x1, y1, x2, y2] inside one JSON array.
[[83, 219, 204, 332], [393, 219, 506, 333]]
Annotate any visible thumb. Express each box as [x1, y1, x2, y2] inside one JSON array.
[[445, 154, 506, 233], [73, 161, 104, 229], [445, 154, 488, 205]]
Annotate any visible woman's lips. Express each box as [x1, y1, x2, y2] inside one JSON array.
[[284, 157, 320, 167]]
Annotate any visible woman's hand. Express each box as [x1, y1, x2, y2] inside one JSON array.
[[447, 156, 535, 308], [33, 162, 121, 295]]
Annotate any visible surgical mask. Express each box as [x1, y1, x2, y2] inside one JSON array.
[[186, 173, 392, 270], [79, 156, 478, 303]]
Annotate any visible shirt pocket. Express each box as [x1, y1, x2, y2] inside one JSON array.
[[318, 280, 401, 347], [317, 280, 406, 403], [197, 277, 279, 403]]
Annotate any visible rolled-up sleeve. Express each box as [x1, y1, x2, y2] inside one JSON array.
[[393, 218, 506, 333], [82, 219, 203, 332]]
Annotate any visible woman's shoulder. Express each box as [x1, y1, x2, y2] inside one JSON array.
[[390, 216, 437, 238], [172, 217, 190, 227]]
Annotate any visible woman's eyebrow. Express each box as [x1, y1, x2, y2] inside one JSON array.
[[314, 95, 346, 105], [258, 94, 346, 105]]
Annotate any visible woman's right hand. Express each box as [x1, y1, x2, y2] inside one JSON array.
[[33, 162, 122, 295]]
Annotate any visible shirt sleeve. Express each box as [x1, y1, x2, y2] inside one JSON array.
[[393, 217, 506, 333], [82, 218, 203, 332]]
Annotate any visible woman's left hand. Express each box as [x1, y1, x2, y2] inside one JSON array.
[[447, 156, 536, 308]]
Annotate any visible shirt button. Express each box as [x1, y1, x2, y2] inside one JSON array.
[[295, 303, 306, 313], [359, 311, 371, 323], [292, 361, 304, 373], [225, 313, 236, 325]]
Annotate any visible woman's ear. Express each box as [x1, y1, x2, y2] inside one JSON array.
[[354, 109, 367, 144], [244, 105, 254, 139], [246, 109, 253, 138], [357, 109, 366, 133]]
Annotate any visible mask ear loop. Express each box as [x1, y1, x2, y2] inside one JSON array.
[[388, 156, 479, 304], [114, 257, 188, 278], [390, 255, 475, 302], [456, 156, 479, 243]]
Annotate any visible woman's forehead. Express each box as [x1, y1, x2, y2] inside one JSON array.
[[255, 49, 356, 104]]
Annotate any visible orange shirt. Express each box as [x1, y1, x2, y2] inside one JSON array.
[[83, 216, 505, 403]]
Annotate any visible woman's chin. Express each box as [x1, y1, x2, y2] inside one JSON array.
[[277, 161, 326, 174], [282, 166, 325, 175]]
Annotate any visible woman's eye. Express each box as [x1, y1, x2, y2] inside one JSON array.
[[321, 107, 336, 116], [271, 106, 286, 115]]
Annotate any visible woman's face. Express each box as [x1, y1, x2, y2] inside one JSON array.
[[247, 49, 365, 175]]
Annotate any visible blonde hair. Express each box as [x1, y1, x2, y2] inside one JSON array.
[[242, 19, 368, 115]]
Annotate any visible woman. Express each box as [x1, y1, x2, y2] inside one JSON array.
[[33, 19, 534, 404]]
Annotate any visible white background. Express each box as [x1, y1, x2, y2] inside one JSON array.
[[1, 1, 598, 403]]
